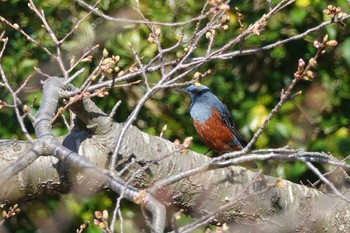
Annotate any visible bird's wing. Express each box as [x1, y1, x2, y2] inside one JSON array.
[[217, 104, 247, 148]]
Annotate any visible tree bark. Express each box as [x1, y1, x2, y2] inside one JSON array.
[[0, 123, 349, 232]]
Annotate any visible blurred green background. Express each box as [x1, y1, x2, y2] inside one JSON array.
[[0, 0, 350, 232]]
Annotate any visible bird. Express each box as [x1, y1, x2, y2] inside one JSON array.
[[177, 82, 247, 154]]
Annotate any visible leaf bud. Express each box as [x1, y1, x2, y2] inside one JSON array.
[[102, 48, 109, 57], [309, 58, 317, 67], [322, 34, 329, 43], [94, 211, 102, 219], [298, 58, 305, 68], [102, 210, 109, 220], [326, 40, 338, 47]]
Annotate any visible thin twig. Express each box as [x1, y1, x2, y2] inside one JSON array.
[[59, 2, 97, 44], [0, 16, 53, 57], [75, 0, 211, 26], [15, 75, 32, 94], [109, 100, 122, 119], [68, 44, 100, 74], [66, 67, 86, 84], [28, 0, 68, 79], [129, 43, 150, 90], [0, 38, 33, 141], [306, 162, 350, 203], [173, 175, 276, 233]]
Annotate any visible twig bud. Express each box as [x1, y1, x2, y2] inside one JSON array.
[[221, 24, 229, 30], [154, 27, 161, 36], [313, 40, 322, 49], [82, 55, 92, 62], [94, 211, 102, 219], [294, 71, 301, 79], [2, 210, 7, 218], [159, 124, 167, 138], [112, 55, 120, 63], [298, 58, 305, 68], [218, 3, 230, 11], [23, 105, 29, 113], [147, 34, 155, 43], [117, 70, 125, 77], [90, 75, 97, 81], [309, 58, 317, 67], [182, 136, 193, 149], [102, 210, 108, 220], [322, 34, 329, 43], [102, 48, 109, 57], [326, 40, 338, 47], [193, 72, 202, 79], [174, 139, 180, 147]]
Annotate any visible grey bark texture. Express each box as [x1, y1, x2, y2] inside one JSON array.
[[0, 123, 349, 232]]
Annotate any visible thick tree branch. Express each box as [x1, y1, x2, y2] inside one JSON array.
[[0, 122, 349, 232]]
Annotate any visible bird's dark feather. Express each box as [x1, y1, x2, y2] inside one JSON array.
[[217, 106, 247, 148]]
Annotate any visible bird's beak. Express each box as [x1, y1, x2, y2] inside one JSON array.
[[175, 87, 189, 95]]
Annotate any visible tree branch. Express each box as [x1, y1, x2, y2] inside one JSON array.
[[0, 121, 349, 231]]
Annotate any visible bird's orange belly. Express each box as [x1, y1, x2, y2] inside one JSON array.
[[193, 110, 240, 152]]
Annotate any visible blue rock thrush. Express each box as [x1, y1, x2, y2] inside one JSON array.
[[178, 82, 247, 153]]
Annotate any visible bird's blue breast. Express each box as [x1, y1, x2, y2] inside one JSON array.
[[190, 102, 212, 123], [189, 92, 224, 124]]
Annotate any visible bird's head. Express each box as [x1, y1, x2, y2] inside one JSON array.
[[176, 82, 211, 101]]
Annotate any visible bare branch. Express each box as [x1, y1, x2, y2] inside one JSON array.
[[109, 100, 122, 119], [58, 3, 97, 44], [0, 16, 54, 57], [67, 44, 100, 74], [306, 162, 350, 203], [28, 0, 68, 78], [0, 37, 33, 141], [75, 0, 211, 26]]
